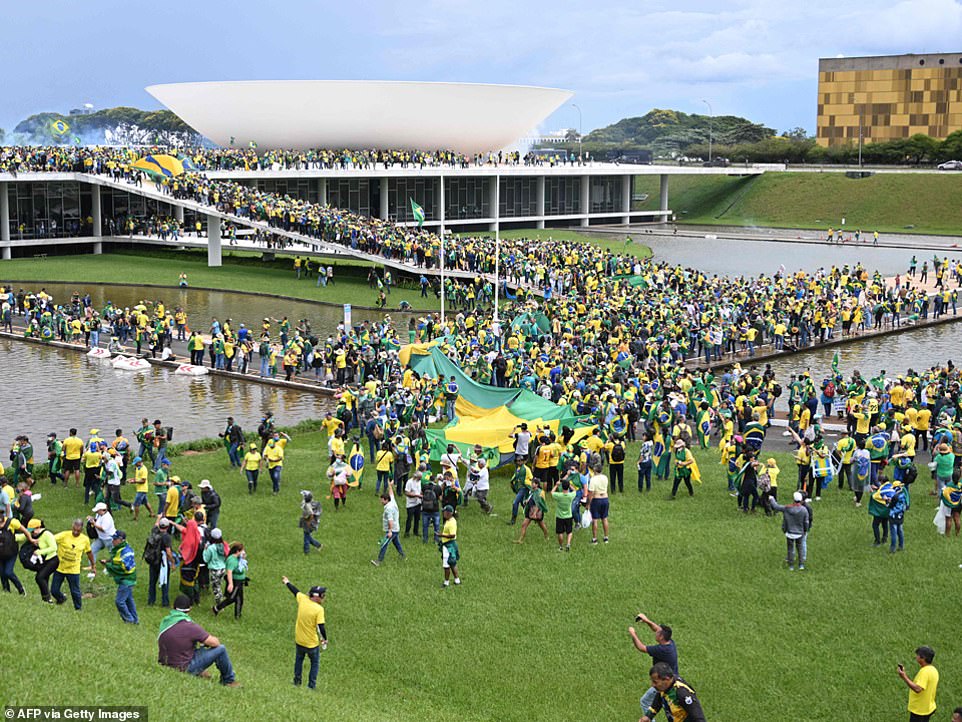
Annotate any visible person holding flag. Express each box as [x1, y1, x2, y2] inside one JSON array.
[[410, 199, 425, 227]]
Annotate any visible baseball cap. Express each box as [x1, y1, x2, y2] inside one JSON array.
[[309, 586, 327, 597], [92, 502, 107, 512], [158, 518, 171, 527], [112, 530, 127, 540], [210, 528, 223, 540], [27, 518, 42, 530], [133, 456, 143, 464], [793, 491, 804, 502], [442, 505, 455, 513]]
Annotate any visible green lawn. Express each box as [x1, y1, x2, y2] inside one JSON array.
[[0, 248, 439, 310], [461, 228, 653, 259], [635, 172, 962, 235], [4, 430, 957, 720]]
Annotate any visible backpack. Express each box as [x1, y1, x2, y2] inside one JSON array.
[[904, 464, 918, 485], [611, 443, 625, 463], [142, 527, 166, 565], [421, 484, 438, 511], [824, 382, 836, 398], [0, 521, 17, 560], [19, 539, 41, 571]]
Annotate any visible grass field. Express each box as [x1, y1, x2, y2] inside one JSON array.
[[0, 248, 437, 311], [4, 428, 959, 720], [635, 172, 962, 235]]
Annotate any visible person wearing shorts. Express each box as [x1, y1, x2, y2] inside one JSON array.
[[551, 478, 577, 551], [587, 464, 610, 544], [439, 505, 460, 588]]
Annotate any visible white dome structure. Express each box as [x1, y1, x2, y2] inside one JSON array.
[[146, 80, 573, 154]]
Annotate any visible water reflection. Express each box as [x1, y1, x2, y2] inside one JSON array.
[[0, 338, 333, 446]]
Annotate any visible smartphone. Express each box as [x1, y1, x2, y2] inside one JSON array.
[[897, 663, 905, 672]]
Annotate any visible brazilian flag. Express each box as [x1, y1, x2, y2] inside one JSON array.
[[410, 199, 425, 227], [51, 118, 70, 136]]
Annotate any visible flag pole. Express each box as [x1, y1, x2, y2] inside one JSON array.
[[440, 227, 446, 328], [493, 174, 500, 344]]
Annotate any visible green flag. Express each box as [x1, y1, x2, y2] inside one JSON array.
[[410, 199, 425, 227], [625, 235, 633, 245], [831, 351, 840, 376]]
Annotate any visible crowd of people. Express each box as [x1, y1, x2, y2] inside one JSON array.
[[0, 145, 592, 176]]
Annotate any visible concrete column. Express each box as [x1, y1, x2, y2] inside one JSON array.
[[536, 175, 545, 229], [659, 174, 670, 223], [92, 242, 102, 255], [1, 247, 9, 261], [580, 174, 590, 227], [91, 184, 102, 237], [488, 176, 500, 232], [173, 204, 184, 223], [379, 178, 389, 220], [1, 182, 9, 245], [621, 175, 632, 225], [439, 175, 446, 236], [317, 177, 327, 205], [207, 214, 222, 267]]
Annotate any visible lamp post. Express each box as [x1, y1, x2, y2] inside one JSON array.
[[701, 99, 713, 163], [571, 103, 583, 160]]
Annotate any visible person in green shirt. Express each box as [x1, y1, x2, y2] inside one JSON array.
[[551, 479, 577, 551], [101, 530, 138, 624], [213, 543, 247, 619], [153, 460, 170, 512], [47, 433, 64, 485]]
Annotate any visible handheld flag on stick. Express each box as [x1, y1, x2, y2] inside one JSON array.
[[51, 118, 70, 136], [831, 351, 840, 376], [229, 136, 235, 146], [248, 140, 257, 149], [72, 136, 82, 146], [410, 199, 425, 227]]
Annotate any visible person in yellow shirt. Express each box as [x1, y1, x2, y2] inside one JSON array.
[[62, 428, 85, 487], [899, 645, 938, 720], [375, 442, 395, 495], [265, 432, 291, 495], [52, 519, 96, 609], [243, 443, 262, 494], [82, 445, 103, 505], [163, 477, 181, 521], [281, 576, 327, 689], [914, 407, 932, 452], [321, 412, 343, 439], [127, 456, 153, 520]]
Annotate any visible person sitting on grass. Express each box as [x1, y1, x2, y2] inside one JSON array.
[[158, 594, 239, 687]]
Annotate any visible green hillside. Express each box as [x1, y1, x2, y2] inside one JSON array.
[[635, 172, 962, 234]]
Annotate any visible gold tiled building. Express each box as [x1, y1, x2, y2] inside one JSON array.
[[817, 52, 962, 147]]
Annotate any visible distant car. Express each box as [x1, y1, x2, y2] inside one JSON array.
[[703, 157, 731, 168], [937, 160, 962, 170]]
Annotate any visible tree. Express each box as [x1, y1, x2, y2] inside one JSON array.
[[781, 127, 809, 141], [938, 130, 962, 161]]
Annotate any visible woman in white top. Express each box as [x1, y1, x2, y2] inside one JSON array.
[[586, 462, 610, 544]]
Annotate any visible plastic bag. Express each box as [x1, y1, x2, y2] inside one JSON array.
[[581, 510, 592, 528], [934, 507, 947, 535]]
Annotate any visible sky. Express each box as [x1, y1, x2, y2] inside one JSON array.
[[2, 0, 961, 138]]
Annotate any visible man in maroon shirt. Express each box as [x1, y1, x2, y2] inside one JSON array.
[[158, 595, 239, 686]]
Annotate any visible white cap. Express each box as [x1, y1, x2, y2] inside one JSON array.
[[792, 491, 804, 502], [92, 502, 107, 512], [199, 479, 212, 489]]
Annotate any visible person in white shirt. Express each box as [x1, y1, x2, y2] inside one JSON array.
[[586, 463, 610, 545], [103, 451, 132, 511], [403, 473, 422, 538], [440, 445, 463, 485], [512, 424, 532, 461], [371, 486, 404, 566], [466, 459, 492, 514], [89, 502, 116, 557]]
